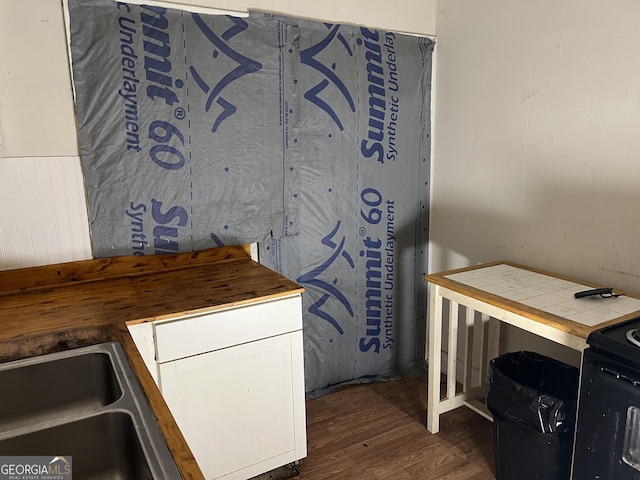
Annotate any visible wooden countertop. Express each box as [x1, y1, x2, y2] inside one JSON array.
[[0, 245, 304, 480]]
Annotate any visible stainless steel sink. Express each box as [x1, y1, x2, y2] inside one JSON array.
[[0, 343, 181, 479], [0, 351, 121, 431], [0, 412, 154, 479]]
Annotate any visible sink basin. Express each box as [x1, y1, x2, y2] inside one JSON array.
[[0, 352, 121, 431], [0, 343, 181, 479], [0, 412, 153, 480]]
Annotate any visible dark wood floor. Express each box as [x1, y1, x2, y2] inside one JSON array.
[[296, 371, 496, 479]]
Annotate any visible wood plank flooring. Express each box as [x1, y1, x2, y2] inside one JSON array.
[[296, 371, 496, 479]]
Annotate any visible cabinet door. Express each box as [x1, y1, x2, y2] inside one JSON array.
[[158, 331, 306, 480]]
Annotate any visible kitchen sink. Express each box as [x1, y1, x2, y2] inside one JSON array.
[[0, 412, 153, 479], [0, 343, 181, 479], [0, 352, 121, 431]]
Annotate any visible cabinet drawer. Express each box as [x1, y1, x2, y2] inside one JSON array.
[[154, 294, 302, 363]]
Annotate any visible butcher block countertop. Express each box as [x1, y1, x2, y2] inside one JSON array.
[[0, 245, 304, 480]]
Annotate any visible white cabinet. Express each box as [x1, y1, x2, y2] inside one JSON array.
[[130, 294, 307, 480]]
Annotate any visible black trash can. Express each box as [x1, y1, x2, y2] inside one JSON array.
[[486, 351, 579, 480]]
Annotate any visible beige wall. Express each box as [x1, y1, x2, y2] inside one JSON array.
[[0, 0, 435, 269], [433, 0, 640, 292], [0, 0, 78, 158], [432, 0, 640, 362]]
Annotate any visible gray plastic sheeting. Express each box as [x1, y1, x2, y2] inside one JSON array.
[[69, 1, 300, 255], [259, 20, 432, 392], [68, 1, 432, 392]]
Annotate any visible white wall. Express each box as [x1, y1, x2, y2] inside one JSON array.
[[0, 156, 92, 269], [0, 0, 435, 270], [432, 0, 640, 361]]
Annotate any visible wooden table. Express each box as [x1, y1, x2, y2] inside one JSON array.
[[425, 261, 640, 433]]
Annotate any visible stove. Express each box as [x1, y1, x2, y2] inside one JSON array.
[[572, 316, 640, 479], [586, 316, 640, 362]]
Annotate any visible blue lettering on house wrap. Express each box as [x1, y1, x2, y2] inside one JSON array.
[[141, 6, 182, 105], [116, 3, 141, 152], [126, 202, 148, 255], [359, 28, 386, 164], [359, 235, 382, 353], [190, 15, 263, 133], [384, 33, 399, 162], [151, 199, 189, 254], [300, 24, 355, 131], [358, 187, 384, 354]]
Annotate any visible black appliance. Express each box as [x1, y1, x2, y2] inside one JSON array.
[[573, 316, 640, 479]]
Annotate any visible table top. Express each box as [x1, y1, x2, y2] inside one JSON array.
[[426, 261, 640, 340]]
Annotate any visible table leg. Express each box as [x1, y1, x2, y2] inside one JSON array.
[[487, 316, 501, 361], [463, 307, 475, 392], [427, 284, 443, 433]]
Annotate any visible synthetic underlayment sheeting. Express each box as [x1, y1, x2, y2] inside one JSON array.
[[68, 1, 433, 392]]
